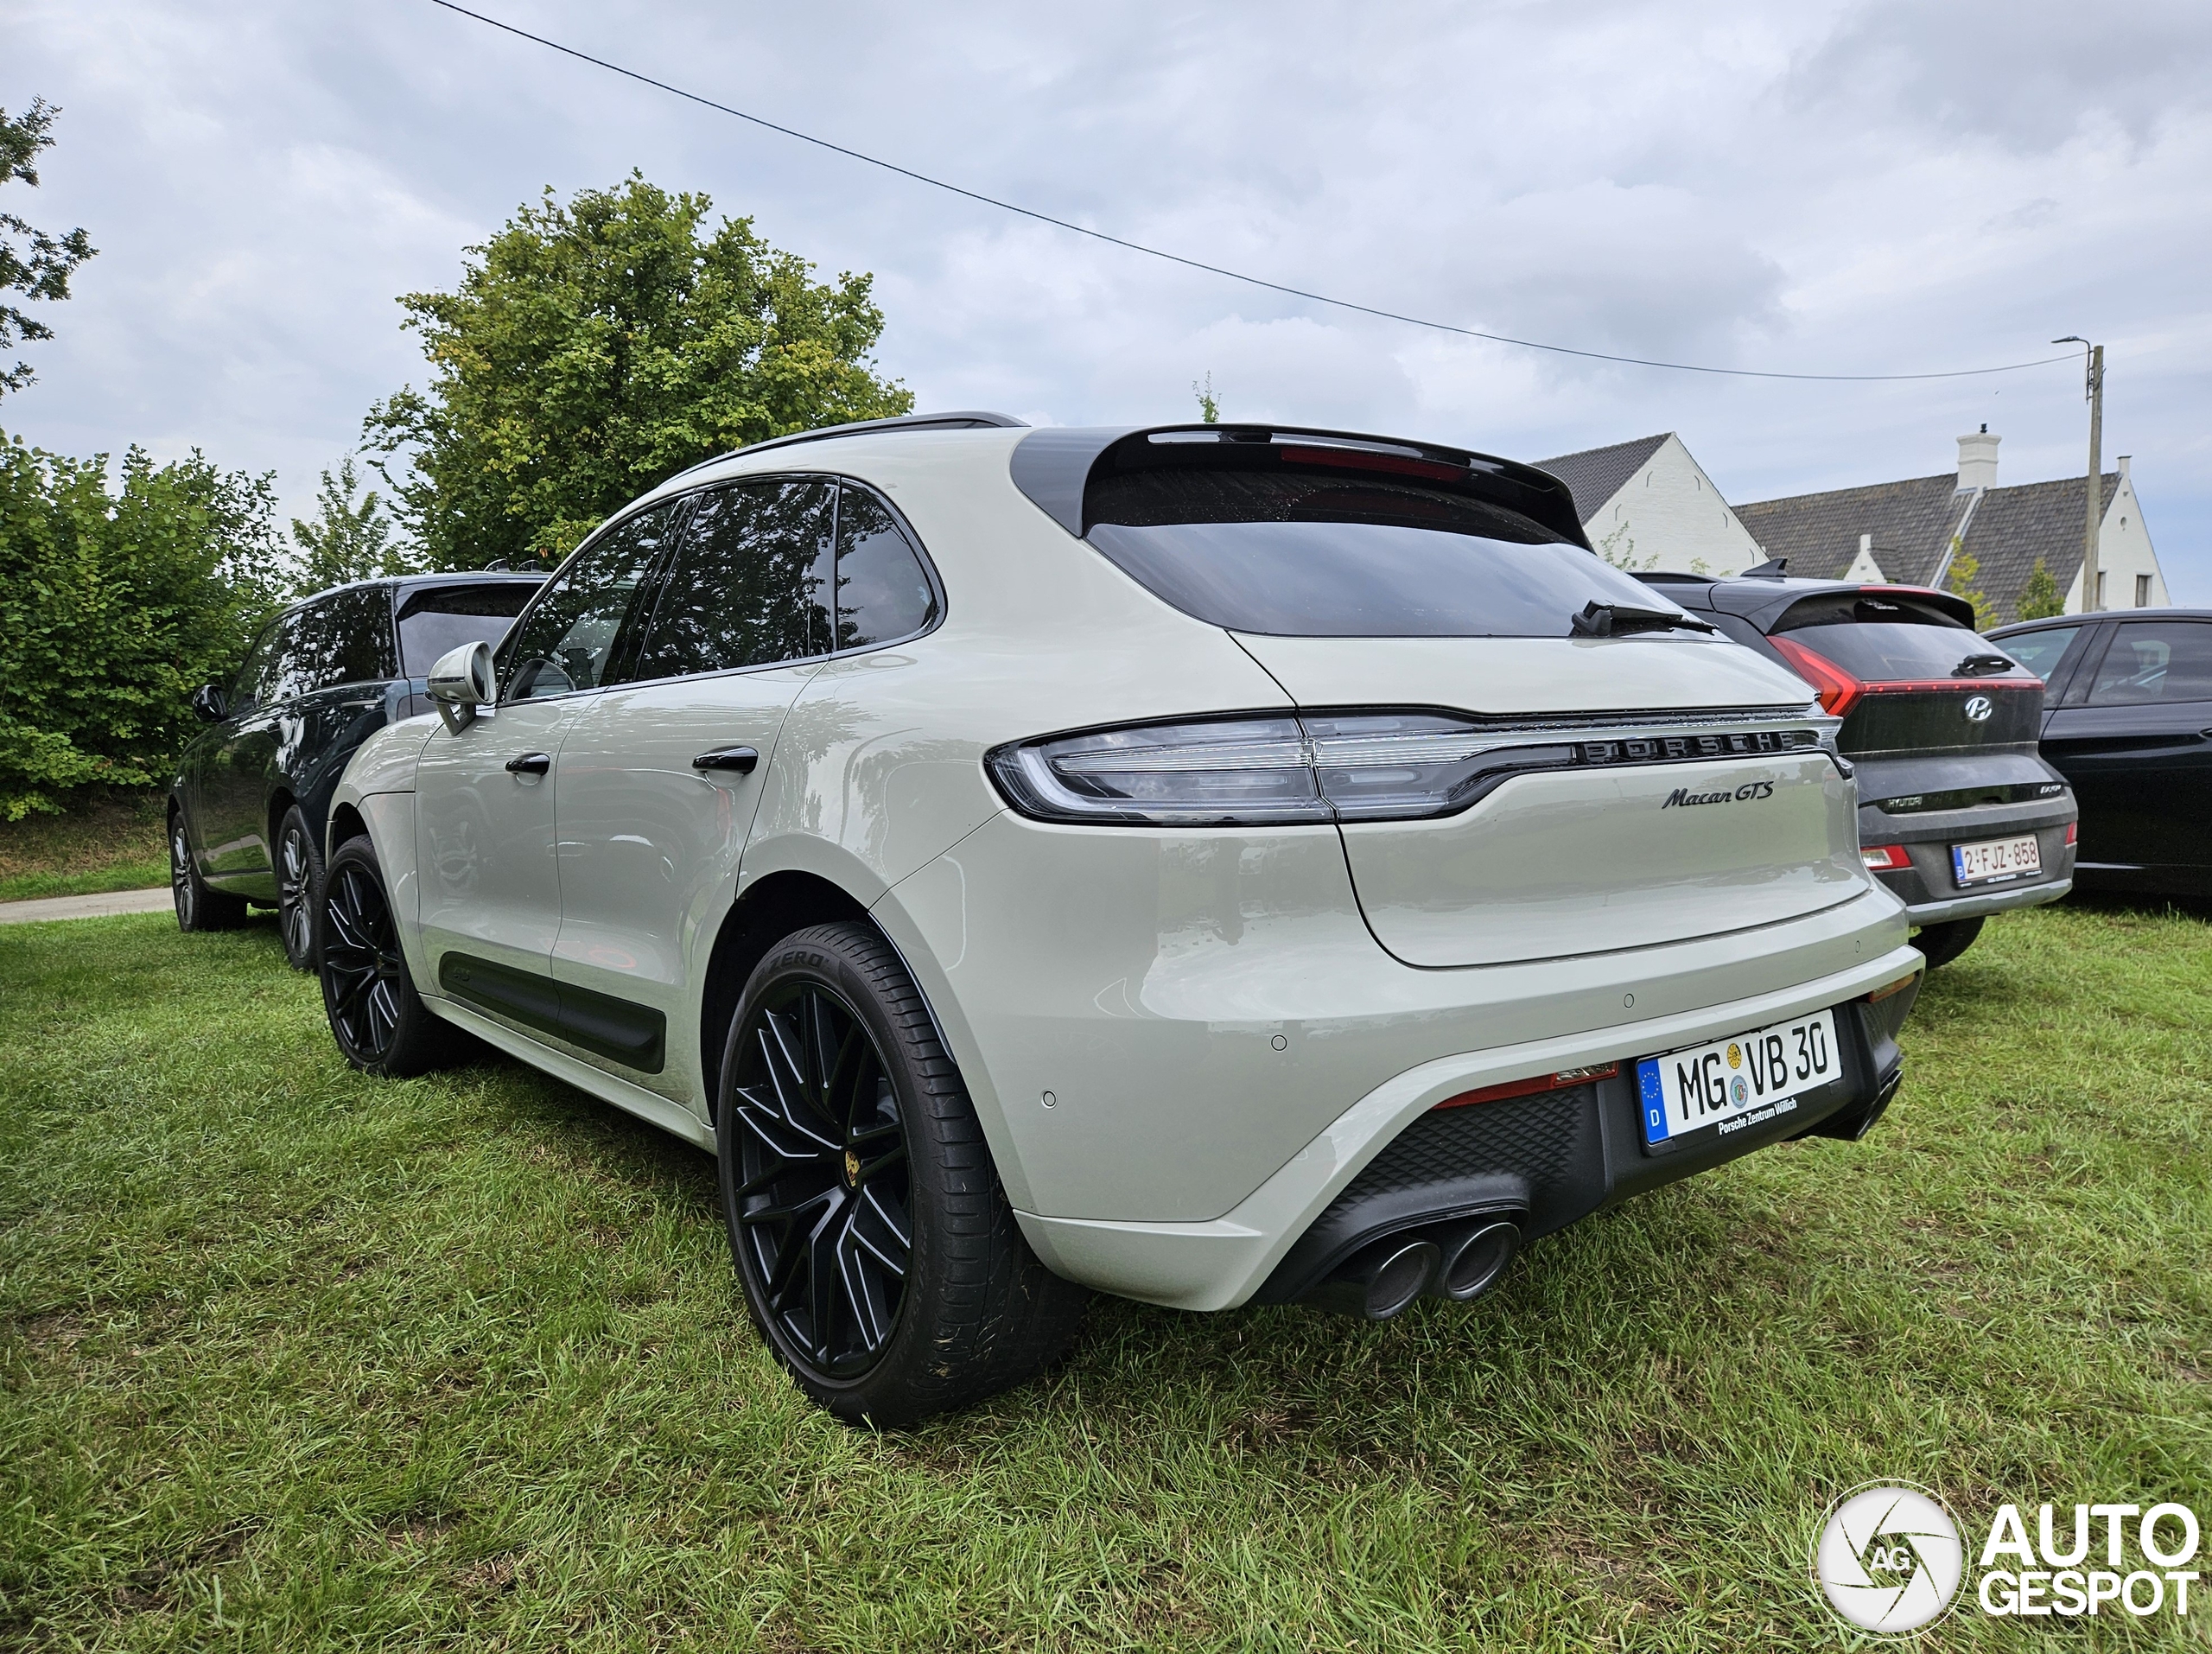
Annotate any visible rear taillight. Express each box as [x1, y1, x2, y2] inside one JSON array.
[[987, 710, 1832, 827], [1434, 1063, 1618, 1110], [2066, 822, 2078, 845], [1770, 635, 1864, 718], [1862, 844, 1912, 871]]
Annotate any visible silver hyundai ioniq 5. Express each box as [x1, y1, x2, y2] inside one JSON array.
[[315, 414, 1923, 1424]]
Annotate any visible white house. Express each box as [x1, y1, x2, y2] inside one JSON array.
[[1530, 433, 1766, 575], [1732, 430, 2170, 620]]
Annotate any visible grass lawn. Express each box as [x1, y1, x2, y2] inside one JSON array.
[[0, 798, 168, 905], [1, 901, 2207, 1651]]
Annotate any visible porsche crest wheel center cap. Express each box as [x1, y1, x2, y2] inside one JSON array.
[[843, 1148, 861, 1186]]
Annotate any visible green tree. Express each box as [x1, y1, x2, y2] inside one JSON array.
[[0, 432, 279, 817], [289, 454, 409, 596], [364, 175, 912, 569], [1192, 372, 1219, 423], [1943, 537, 1997, 630], [1, 99, 97, 398], [1597, 519, 1656, 571], [2014, 557, 2064, 621]]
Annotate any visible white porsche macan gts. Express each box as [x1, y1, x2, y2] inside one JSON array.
[[316, 413, 1923, 1424]]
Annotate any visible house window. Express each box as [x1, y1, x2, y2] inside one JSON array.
[[2137, 574, 2152, 608], [2097, 571, 2107, 607]]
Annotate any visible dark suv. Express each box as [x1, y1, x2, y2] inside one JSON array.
[[1986, 608, 2212, 895], [168, 573, 543, 966], [1638, 568, 2076, 967]]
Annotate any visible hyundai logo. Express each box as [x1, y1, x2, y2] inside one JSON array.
[[1964, 695, 1994, 722]]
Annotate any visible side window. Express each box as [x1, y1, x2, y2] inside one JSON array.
[[2086, 621, 2212, 706], [633, 479, 835, 680], [501, 504, 682, 701], [270, 585, 397, 699], [229, 621, 283, 715], [396, 582, 538, 678], [833, 484, 938, 651], [1995, 625, 2082, 683]]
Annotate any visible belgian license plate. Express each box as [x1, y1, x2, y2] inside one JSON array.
[[1637, 1009, 1838, 1148], [1952, 834, 2040, 887]]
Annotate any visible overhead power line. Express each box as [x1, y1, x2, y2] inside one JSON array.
[[428, 0, 2076, 385]]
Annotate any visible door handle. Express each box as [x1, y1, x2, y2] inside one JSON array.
[[691, 746, 760, 774], [505, 752, 552, 775]]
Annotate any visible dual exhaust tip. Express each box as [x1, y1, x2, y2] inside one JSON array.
[[1306, 1218, 1522, 1321]]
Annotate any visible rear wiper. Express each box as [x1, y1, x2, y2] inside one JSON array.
[[1570, 601, 1716, 638], [1952, 653, 2017, 677]]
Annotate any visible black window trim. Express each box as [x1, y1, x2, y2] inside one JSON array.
[[499, 470, 946, 705]]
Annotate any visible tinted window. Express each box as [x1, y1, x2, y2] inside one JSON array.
[[502, 504, 680, 701], [834, 484, 937, 649], [267, 585, 397, 702], [1995, 625, 2084, 681], [634, 480, 834, 679], [397, 582, 539, 677], [229, 622, 282, 715], [1772, 622, 2026, 684], [2086, 621, 2212, 705], [1084, 464, 1663, 637]]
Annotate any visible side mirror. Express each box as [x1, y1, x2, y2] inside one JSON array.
[[426, 640, 497, 733], [191, 684, 229, 723]]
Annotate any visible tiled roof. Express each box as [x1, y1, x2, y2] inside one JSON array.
[[1732, 474, 1968, 585], [1530, 433, 1670, 524], [1733, 471, 2119, 621], [1961, 474, 2120, 619]]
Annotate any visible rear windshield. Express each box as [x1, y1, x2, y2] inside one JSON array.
[[397, 583, 539, 677], [1777, 620, 2029, 683], [1084, 462, 1676, 638]]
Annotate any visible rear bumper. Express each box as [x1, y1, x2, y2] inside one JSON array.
[[1859, 797, 2076, 925], [1010, 938, 1923, 1310]]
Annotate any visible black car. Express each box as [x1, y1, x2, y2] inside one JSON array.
[[168, 573, 543, 966], [1638, 566, 2075, 967], [1986, 608, 2212, 896]]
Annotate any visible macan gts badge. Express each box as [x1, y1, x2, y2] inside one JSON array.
[[316, 414, 1924, 1424]]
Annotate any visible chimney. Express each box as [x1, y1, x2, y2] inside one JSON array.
[[1955, 426, 1999, 493], [2118, 455, 2131, 479]]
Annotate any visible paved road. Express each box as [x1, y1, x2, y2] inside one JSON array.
[[0, 887, 175, 925]]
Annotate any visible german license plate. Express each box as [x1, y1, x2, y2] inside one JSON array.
[[1951, 833, 2041, 887], [1637, 1009, 1838, 1147]]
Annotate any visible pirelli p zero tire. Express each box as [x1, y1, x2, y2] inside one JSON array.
[[316, 837, 470, 1078], [1913, 915, 1985, 970], [716, 921, 1088, 1428], [275, 804, 323, 970], [170, 807, 249, 933]]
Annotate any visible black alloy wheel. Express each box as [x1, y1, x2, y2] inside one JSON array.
[[316, 837, 467, 1078], [727, 979, 914, 1379], [717, 923, 1087, 1426], [275, 805, 321, 970], [170, 809, 246, 932]]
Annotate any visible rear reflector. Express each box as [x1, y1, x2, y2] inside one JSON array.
[[2065, 821, 2078, 845], [1434, 1063, 1618, 1110], [1867, 971, 1921, 1003], [1862, 844, 1913, 871]]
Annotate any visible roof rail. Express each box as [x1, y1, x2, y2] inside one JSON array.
[[673, 410, 1029, 480]]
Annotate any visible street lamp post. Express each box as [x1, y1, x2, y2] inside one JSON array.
[[2054, 337, 2104, 613]]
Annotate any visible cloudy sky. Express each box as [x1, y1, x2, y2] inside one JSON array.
[[8, 0, 2210, 595]]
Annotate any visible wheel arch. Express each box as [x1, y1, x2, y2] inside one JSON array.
[[697, 869, 874, 1120], [327, 800, 372, 856]]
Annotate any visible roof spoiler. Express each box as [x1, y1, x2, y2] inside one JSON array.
[[1010, 423, 1589, 546]]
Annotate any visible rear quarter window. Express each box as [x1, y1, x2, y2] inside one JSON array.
[[397, 582, 541, 678]]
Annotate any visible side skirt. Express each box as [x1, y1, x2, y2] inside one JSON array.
[[423, 993, 716, 1154]]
